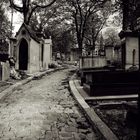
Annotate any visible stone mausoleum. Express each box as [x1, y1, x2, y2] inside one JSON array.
[[10, 23, 52, 74], [119, 0, 140, 70]]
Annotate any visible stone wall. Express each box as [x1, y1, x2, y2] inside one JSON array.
[[79, 56, 107, 69], [125, 37, 139, 69], [29, 39, 40, 73], [43, 39, 52, 70], [70, 49, 79, 62], [0, 61, 10, 81], [105, 47, 114, 61]]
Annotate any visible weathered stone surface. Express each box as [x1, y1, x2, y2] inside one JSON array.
[[59, 132, 73, 138], [44, 131, 53, 139], [86, 132, 96, 140], [79, 133, 87, 139], [78, 128, 90, 134], [0, 69, 96, 140], [65, 126, 77, 132]]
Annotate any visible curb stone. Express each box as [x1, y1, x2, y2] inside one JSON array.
[[0, 68, 63, 101], [69, 80, 119, 140], [0, 77, 33, 101]]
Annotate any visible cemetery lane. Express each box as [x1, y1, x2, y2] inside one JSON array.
[[0, 68, 96, 140]]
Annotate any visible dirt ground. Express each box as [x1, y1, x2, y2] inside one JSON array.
[[0, 81, 12, 92], [0, 78, 21, 93], [88, 100, 137, 140]]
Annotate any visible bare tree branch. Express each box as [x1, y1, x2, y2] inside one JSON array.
[[32, 0, 56, 8], [9, 0, 23, 12], [27, 0, 56, 24]]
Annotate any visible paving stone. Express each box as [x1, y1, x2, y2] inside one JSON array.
[[45, 131, 53, 139], [15, 128, 31, 138], [78, 128, 90, 134], [60, 138, 75, 140], [57, 123, 66, 131], [77, 121, 90, 129], [73, 133, 81, 140], [76, 117, 86, 123], [3, 131, 16, 139], [38, 130, 46, 139], [47, 114, 58, 122], [86, 132, 96, 140], [79, 133, 87, 140], [42, 124, 51, 131], [0, 69, 97, 140], [69, 118, 77, 124], [65, 126, 77, 132], [23, 137, 37, 140], [15, 137, 24, 140], [69, 113, 79, 120], [59, 132, 73, 138], [64, 108, 74, 114]]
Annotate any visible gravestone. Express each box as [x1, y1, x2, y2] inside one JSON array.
[[0, 61, 10, 81]]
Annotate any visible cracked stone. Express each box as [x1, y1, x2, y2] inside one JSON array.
[[76, 117, 86, 123], [0, 69, 96, 140], [79, 133, 86, 140], [59, 132, 73, 138], [78, 129, 90, 134], [86, 133, 96, 140], [64, 108, 74, 114], [45, 131, 53, 139], [65, 126, 77, 132]]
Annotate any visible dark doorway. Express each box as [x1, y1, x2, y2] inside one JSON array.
[[41, 44, 44, 67], [139, 37, 140, 70], [19, 38, 28, 70], [121, 43, 126, 69]]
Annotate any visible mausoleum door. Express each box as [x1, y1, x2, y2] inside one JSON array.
[[139, 37, 140, 70], [19, 39, 28, 70]]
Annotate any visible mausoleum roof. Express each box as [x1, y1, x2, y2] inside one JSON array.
[[16, 23, 44, 43]]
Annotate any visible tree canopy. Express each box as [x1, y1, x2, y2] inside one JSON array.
[[9, 0, 57, 25], [0, 1, 11, 53], [65, 0, 111, 55], [104, 28, 121, 47], [7, 0, 122, 57]]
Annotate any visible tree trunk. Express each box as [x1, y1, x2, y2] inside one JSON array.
[[78, 39, 83, 57]]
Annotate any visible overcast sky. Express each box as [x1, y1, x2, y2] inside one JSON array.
[[8, 10, 23, 35]]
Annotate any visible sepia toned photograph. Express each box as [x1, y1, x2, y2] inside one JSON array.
[[0, 0, 139, 140]]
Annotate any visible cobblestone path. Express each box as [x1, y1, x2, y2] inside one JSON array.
[[0, 68, 96, 140]]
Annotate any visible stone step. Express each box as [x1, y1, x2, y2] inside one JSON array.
[[85, 94, 138, 101]]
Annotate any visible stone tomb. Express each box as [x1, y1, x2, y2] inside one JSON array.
[[0, 61, 10, 81], [119, 31, 140, 70], [10, 23, 52, 74]]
